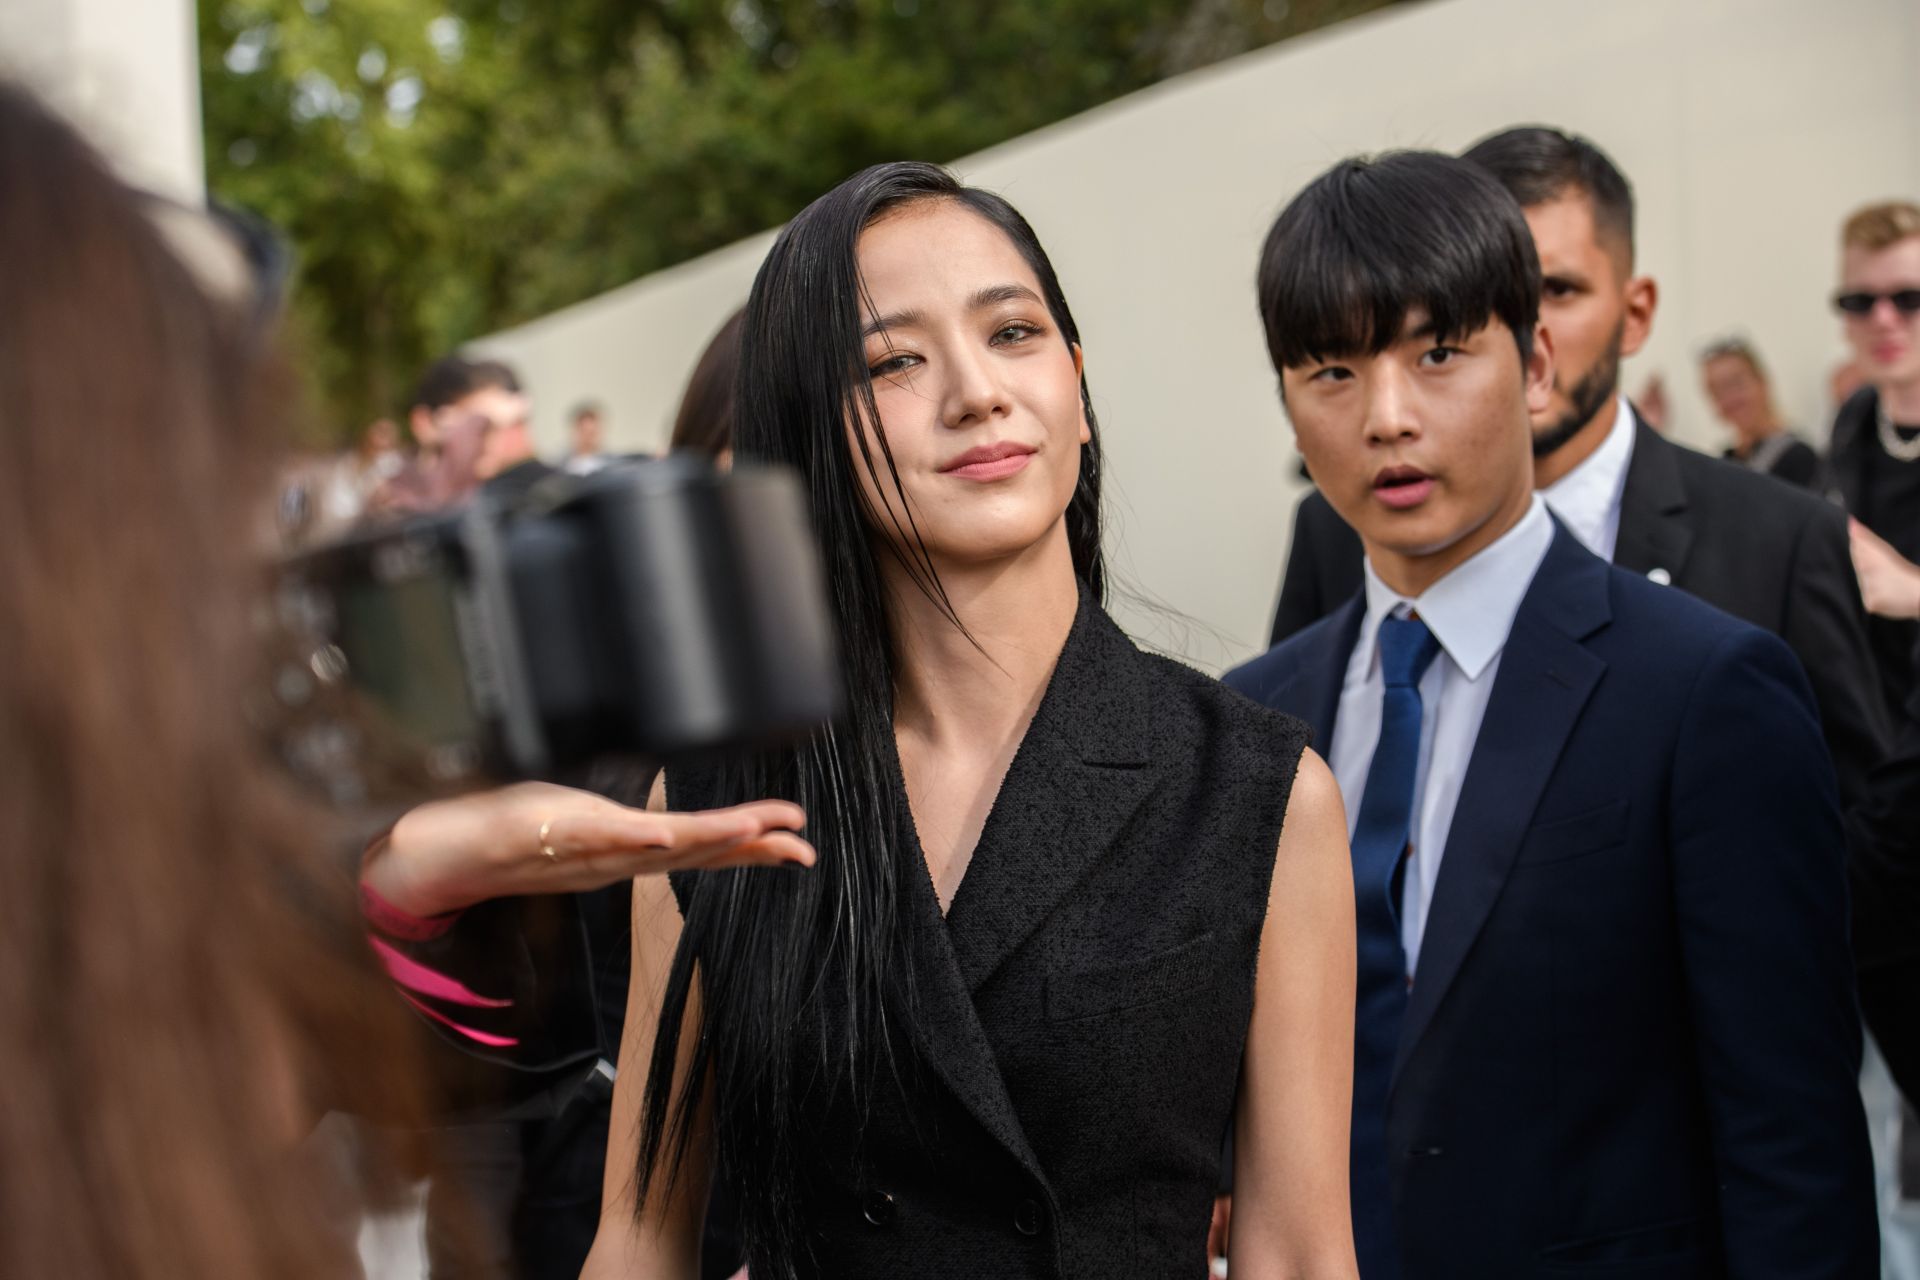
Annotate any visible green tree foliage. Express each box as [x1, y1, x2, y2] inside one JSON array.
[[200, 0, 1401, 440]]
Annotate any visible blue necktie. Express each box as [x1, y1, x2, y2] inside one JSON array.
[[1348, 613, 1441, 1280]]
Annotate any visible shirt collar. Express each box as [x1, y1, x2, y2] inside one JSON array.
[[1538, 395, 1636, 557], [1356, 495, 1555, 682]]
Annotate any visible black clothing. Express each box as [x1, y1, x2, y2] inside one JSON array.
[[482, 457, 561, 508], [1831, 385, 1920, 719], [405, 887, 630, 1280], [668, 592, 1308, 1279], [1269, 417, 1889, 817], [1853, 632, 1920, 1107], [1721, 431, 1829, 492]]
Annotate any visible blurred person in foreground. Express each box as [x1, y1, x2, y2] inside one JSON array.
[[0, 79, 425, 1280], [356, 331, 808, 1280], [667, 308, 745, 466], [1829, 200, 1920, 718], [1269, 126, 1888, 826], [1699, 335, 1829, 491]]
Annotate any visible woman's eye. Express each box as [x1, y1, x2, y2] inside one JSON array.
[[992, 322, 1041, 345], [870, 352, 919, 377]]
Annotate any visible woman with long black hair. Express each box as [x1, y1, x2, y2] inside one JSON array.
[[573, 162, 1358, 1279]]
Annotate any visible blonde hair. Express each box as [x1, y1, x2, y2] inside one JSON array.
[[1842, 201, 1920, 252]]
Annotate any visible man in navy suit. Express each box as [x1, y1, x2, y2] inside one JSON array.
[[1225, 151, 1876, 1277]]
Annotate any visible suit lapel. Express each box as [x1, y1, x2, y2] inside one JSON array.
[[1391, 529, 1611, 1084], [894, 587, 1157, 1185], [943, 597, 1158, 994], [898, 828, 1048, 1181], [1259, 592, 1363, 751], [1613, 419, 1694, 584]]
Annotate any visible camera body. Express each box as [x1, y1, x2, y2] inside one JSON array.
[[268, 457, 839, 810]]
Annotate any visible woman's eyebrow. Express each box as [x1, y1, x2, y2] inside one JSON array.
[[971, 282, 1042, 310], [861, 308, 922, 339]]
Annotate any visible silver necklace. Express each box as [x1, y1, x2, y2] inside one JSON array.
[[1877, 396, 1920, 463]]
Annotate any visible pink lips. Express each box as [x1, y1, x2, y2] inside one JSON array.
[[1373, 465, 1435, 510], [941, 441, 1035, 481]]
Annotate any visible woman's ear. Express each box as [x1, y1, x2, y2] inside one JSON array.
[[1072, 343, 1091, 444]]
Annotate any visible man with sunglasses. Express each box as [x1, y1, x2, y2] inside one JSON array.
[[1831, 202, 1920, 720]]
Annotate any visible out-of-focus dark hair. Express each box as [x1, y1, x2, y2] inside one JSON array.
[[1257, 150, 1541, 374], [0, 80, 417, 1279], [667, 308, 744, 459], [410, 353, 520, 412], [636, 161, 1103, 1279], [1463, 124, 1637, 266]]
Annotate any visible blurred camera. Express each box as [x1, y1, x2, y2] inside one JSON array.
[[264, 456, 840, 810]]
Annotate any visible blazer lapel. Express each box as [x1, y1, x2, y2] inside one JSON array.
[[1391, 528, 1611, 1084], [893, 586, 1156, 1187], [1249, 591, 1363, 751], [943, 595, 1158, 995], [1613, 419, 1695, 584], [897, 825, 1049, 1182]]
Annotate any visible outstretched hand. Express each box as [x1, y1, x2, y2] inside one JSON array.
[[363, 780, 813, 918], [1850, 518, 1920, 620]]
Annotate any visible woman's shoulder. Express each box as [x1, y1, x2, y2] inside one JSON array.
[[1120, 636, 1313, 761]]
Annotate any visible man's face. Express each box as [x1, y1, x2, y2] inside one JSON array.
[[445, 385, 531, 478], [1839, 236, 1920, 387], [1282, 314, 1553, 591], [573, 412, 603, 454], [1524, 193, 1656, 454]]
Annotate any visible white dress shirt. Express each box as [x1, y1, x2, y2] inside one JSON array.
[[1328, 496, 1556, 974], [1539, 395, 1636, 560]]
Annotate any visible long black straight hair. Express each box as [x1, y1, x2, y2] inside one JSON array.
[[634, 162, 1104, 1276]]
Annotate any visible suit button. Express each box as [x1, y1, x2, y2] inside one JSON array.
[[1014, 1197, 1044, 1236], [862, 1190, 896, 1227]]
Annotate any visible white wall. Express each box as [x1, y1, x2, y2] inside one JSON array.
[[0, 0, 203, 203], [477, 0, 1920, 673]]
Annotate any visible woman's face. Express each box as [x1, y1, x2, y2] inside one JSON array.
[[849, 198, 1089, 570]]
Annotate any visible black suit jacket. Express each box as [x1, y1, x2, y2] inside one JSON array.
[[1270, 418, 1889, 816], [1232, 525, 1877, 1277]]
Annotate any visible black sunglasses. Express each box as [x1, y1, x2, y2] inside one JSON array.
[[1834, 288, 1920, 317]]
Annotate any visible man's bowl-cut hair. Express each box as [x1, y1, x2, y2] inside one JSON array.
[[1257, 150, 1541, 375], [1462, 125, 1636, 265]]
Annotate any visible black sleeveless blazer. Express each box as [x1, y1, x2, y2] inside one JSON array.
[[669, 590, 1308, 1278]]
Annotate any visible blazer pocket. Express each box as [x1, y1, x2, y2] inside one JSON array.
[[1045, 931, 1218, 1022], [1515, 799, 1630, 867]]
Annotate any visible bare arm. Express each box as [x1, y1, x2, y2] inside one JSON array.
[[580, 778, 713, 1280], [1228, 749, 1360, 1280]]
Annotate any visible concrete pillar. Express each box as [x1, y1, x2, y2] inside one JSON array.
[[0, 0, 203, 202]]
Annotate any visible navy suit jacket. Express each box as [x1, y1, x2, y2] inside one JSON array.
[[1226, 525, 1877, 1278]]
